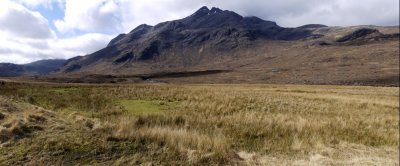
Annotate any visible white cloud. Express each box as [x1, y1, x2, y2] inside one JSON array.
[[0, 53, 33, 64], [14, 0, 54, 9], [51, 33, 114, 58], [110, 0, 400, 32], [0, 31, 54, 64], [0, 0, 114, 64], [55, 0, 121, 34], [246, 0, 400, 26], [52, 0, 400, 33], [118, 0, 204, 33], [0, 0, 54, 39], [0, 31, 113, 64]]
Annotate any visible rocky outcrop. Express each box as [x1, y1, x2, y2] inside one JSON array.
[[336, 28, 380, 42]]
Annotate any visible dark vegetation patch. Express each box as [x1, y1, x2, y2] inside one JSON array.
[[24, 70, 229, 84], [297, 24, 328, 29], [335, 76, 400, 87], [138, 70, 229, 80]]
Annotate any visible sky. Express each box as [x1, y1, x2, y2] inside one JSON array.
[[0, 0, 398, 64]]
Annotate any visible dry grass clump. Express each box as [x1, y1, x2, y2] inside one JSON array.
[[112, 116, 238, 164], [0, 101, 20, 112], [0, 115, 46, 144], [135, 127, 235, 163], [0, 96, 49, 145], [0, 120, 30, 143]]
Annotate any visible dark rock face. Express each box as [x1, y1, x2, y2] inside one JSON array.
[[108, 24, 153, 47], [113, 53, 134, 64], [140, 41, 161, 60], [336, 28, 379, 42], [0, 59, 66, 77]]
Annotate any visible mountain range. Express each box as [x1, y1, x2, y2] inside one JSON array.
[[1, 7, 399, 85]]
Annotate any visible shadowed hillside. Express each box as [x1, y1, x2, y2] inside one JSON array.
[[0, 59, 66, 77]]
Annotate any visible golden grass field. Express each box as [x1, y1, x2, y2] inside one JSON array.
[[0, 81, 398, 165]]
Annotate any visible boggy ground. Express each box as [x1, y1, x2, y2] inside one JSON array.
[[0, 81, 398, 165]]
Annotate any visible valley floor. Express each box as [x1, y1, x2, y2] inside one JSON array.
[[0, 82, 398, 165]]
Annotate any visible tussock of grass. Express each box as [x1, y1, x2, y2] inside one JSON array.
[[118, 100, 177, 115]]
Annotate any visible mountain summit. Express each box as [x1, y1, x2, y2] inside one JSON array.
[[52, 6, 399, 85], [58, 7, 316, 73]]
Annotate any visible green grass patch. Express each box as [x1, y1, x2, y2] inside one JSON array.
[[118, 100, 178, 115]]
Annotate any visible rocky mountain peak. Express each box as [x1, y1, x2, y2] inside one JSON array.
[[58, 6, 330, 74], [210, 7, 223, 13], [130, 24, 153, 33], [190, 6, 210, 18], [181, 7, 243, 29]]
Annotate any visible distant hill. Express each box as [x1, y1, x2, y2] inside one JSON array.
[[0, 59, 66, 77]]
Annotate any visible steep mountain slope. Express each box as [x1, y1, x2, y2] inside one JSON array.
[[55, 7, 399, 85], [0, 59, 66, 77], [58, 7, 318, 73]]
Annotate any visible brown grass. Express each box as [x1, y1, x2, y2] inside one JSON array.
[[0, 82, 398, 165]]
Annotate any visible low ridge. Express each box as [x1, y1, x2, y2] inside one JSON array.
[[0, 59, 66, 77]]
